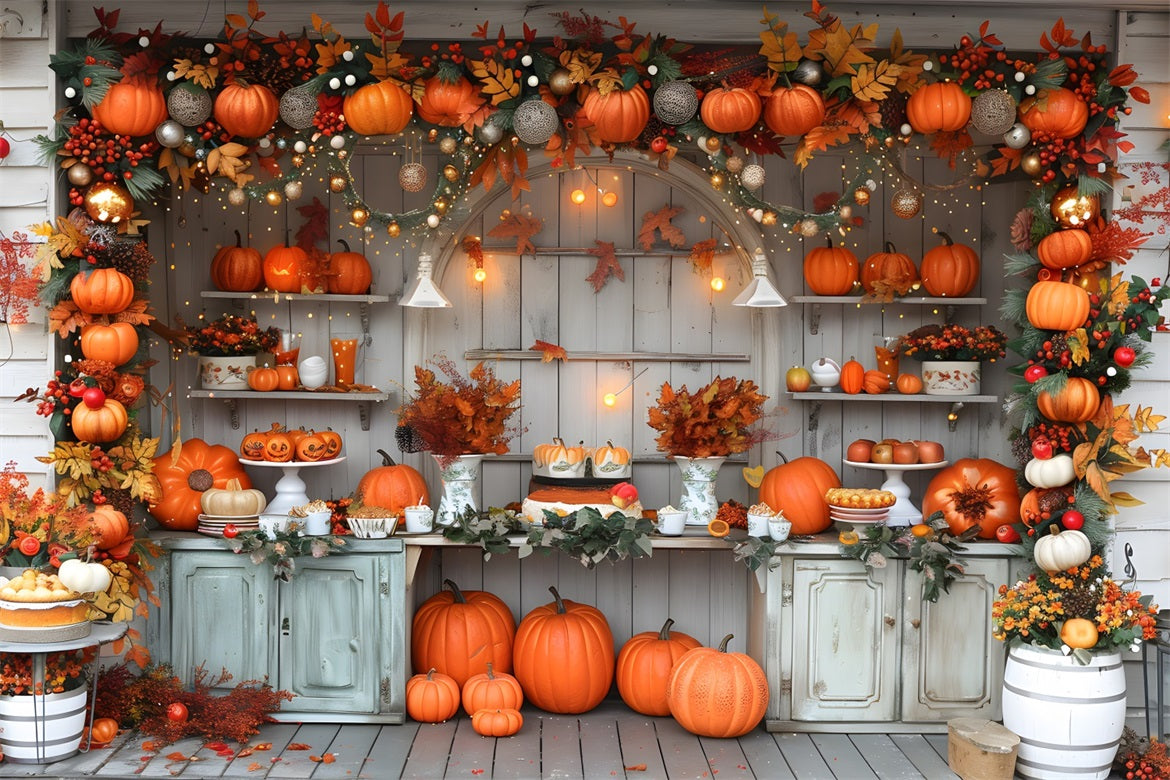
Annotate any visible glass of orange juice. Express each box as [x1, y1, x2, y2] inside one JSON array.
[[330, 332, 361, 387], [874, 335, 900, 384], [274, 332, 301, 366]]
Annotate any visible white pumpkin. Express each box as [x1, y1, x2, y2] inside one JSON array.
[[590, 440, 631, 476], [1033, 528, 1092, 573], [532, 437, 587, 477], [1024, 454, 1076, 489], [200, 477, 267, 516], [57, 558, 113, 595]]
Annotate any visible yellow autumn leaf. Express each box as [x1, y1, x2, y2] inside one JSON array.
[[590, 69, 623, 95], [888, 28, 927, 92], [1110, 491, 1144, 507], [1150, 448, 1170, 468], [560, 49, 602, 85], [469, 59, 519, 106], [758, 10, 802, 74], [1082, 461, 1114, 507], [850, 60, 903, 102], [1067, 328, 1091, 365], [1107, 274, 1129, 318], [1133, 405, 1166, 433]]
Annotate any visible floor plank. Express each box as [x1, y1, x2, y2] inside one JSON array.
[[266, 724, 341, 779], [92, 730, 160, 776], [399, 719, 456, 779], [615, 713, 669, 778], [539, 715, 583, 779], [811, 733, 878, 780], [654, 717, 709, 779], [923, 733, 950, 764], [444, 717, 495, 777], [699, 734, 753, 779], [490, 712, 541, 779], [360, 721, 419, 780], [314, 724, 382, 780], [889, 734, 959, 780], [578, 713, 626, 779], [849, 734, 925, 780], [217, 723, 301, 778], [775, 732, 835, 779], [137, 735, 208, 777], [737, 731, 796, 780]]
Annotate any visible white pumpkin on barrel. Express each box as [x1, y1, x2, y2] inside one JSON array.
[[532, 437, 588, 478], [590, 440, 632, 478]]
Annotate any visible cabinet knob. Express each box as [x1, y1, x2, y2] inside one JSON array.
[[883, 615, 895, 627], [910, 618, 921, 629], [349, 639, 360, 652]]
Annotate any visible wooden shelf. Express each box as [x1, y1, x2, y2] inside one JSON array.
[[790, 295, 987, 305], [478, 245, 734, 259], [486, 453, 749, 465], [465, 350, 750, 363], [789, 391, 998, 403], [200, 291, 394, 303], [188, 389, 389, 432]]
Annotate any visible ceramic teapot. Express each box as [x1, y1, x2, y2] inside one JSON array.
[[809, 357, 841, 391]]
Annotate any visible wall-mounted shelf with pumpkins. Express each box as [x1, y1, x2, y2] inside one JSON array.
[[787, 392, 997, 404], [791, 296, 986, 335], [200, 291, 394, 304], [188, 389, 390, 431], [465, 350, 750, 363]]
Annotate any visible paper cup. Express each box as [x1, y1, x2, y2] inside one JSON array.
[[302, 510, 331, 536], [657, 510, 686, 536], [404, 506, 434, 533], [747, 512, 771, 538]]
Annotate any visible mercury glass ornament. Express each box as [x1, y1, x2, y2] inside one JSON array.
[[548, 68, 575, 96], [265, 190, 283, 206], [227, 188, 247, 206], [740, 164, 766, 192], [387, 222, 401, 237], [853, 187, 871, 206], [970, 89, 1017, 136], [83, 182, 134, 224], [350, 207, 369, 227], [513, 99, 560, 146], [800, 219, 820, 237], [155, 120, 185, 148], [398, 162, 428, 193], [726, 156, 745, 174], [1003, 123, 1031, 149], [1051, 186, 1099, 228], [283, 180, 304, 201], [279, 87, 317, 130], [653, 81, 699, 125], [329, 174, 348, 193], [443, 164, 459, 182], [478, 120, 504, 145], [439, 137, 457, 155], [791, 59, 825, 86], [891, 188, 923, 219], [67, 163, 94, 187], [1020, 153, 1043, 177], [167, 82, 212, 126]]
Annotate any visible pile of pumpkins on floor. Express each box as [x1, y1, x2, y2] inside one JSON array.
[[408, 580, 767, 738]]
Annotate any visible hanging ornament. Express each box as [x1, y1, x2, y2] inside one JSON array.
[[279, 87, 317, 130], [548, 68, 575, 96], [838, 205, 852, 220], [1003, 123, 1031, 149], [265, 190, 283, 206], [227, 188, 247, 206], [512, 99, 560, 146], [800, 219, 820, 237], [653, 81, 699, 125], [1020, 153, 1043, 177], [761, 212, 777, 226], [891, 188, 922, 219], [1051, 186, 1100, 228], [970, 89, 1017, 136], [443, 164, 459, 182], [387, 222, 401, 237], [155, 120, 185, 148], [704, 136, 723, 153], [709, 172, 725, 189], [434, 199, 449, 214], [83, 182, 134, 223], [740, 164, 766, 192], [478, 120, 504, 145], [67, 163, 94, 187], [426, 129, 439, 143], [726, 156, 744, 174], [167, 82, 212, 126], [291, 154, 305, 168], [853, 187, 871, 206], [283, 180, 304, 201], [351, 207, 369, 227], [329, 174, 348, 193], [329, 134, 346, 150], [426, 214, 441, 228], [398, 162, 428, 193], [439, 136, 458, 155], [791, 59, 825, 86]]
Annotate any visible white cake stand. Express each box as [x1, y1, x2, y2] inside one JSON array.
[[842, 460, 949, 527], [242, 457, 346, 516]]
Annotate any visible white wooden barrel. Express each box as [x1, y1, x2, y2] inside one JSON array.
[[0, 686, 87, 763], [1001, 643, 1125, 780]]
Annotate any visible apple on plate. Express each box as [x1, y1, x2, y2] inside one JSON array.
[[870, 443, 895, 464], [786, 365, 812, 392], [846, 438, 875, 462], [892, 441, 919, 464], [916, 441, 945, 463]]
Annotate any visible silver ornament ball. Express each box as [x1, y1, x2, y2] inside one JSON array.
[[167, 82, 212, 126], [1003, 123, 1031, 149], [398, 162, 428, 193], [740, 164, 766, 192], [791, 59, 825, 87], [155, 120, 185, 148], [726, 156, 745, 174], [512, 99, 560, 146], [478, 120, 504, 145], [970, 89, 1018, 136], [227, 188, 247, 206], [653, 81, 699, 125], [279, 87, 318, 130], [283, 180, 304, 201], [67, 164, 94, 187]]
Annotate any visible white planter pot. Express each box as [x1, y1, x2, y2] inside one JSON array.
[[0, 685, 87, 763], [673, 456, 725, 526], [920, 360, 981, 395], [1001, 643, 1125, 780], [434, 454, 484, 526], [198, 354, 256, 390]]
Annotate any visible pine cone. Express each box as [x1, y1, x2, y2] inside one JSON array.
[[1048, 333, 1069, 356], [395, 424, 426, 454], [880, 92, 908, 131], [106, 240, 155, 282], [1010, 434, 1034, 468], [252, 52, 299, 96], [636, 116, 671, 149], [1061, 584, 1099, 619], [107, 487, 135, 519], [1038, 486, 1073, 516]]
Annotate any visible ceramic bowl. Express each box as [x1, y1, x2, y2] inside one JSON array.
[[298, 355, 328, 389]]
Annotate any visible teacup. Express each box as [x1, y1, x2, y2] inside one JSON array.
[[769, 517, 792, 543], [657, 510, 686, 536], [404, 505, 434, 533], [259, 513, 290, 539], [302, 510, 331, 536], [747, 512, 771, 538]]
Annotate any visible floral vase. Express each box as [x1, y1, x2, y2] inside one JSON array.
[[198, 354, 256, 390], [1001, 643, 1125, 779], [920, 360, 980, 395], [673, 456, 725, 526], [0, 685, 88, 763], [434, 454, 484, 527]]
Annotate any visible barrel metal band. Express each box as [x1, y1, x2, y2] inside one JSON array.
[[1003, 681, 1126, 704], [1009, 654, 1123, 673], [1019, 735, 1121, 752], [1016, 756, 1114, 774]]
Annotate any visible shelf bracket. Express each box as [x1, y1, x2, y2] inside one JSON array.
[[947, 401, 965, 432], [223, 398, 240, 430], [944, 304, 957, 323], [359, 303, 372, 347], [358, 401, 372, 431], [807, 400, 822, 435], [807, 302, 822, 335]]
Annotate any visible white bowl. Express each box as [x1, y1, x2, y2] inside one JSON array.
[[298, 356, 328, 389], [348, 516, 391, 539], [258, 513, 291, 539]]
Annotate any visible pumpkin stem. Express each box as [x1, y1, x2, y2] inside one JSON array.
[[337, 238, 352, 253], [377, 449, 397, 467], [774, 451, 790, 466], [225, 478, 242, 491], [936, 230, 954, 246], [658, 618, 676, 640], [607, 440, 615, 448], [426, 668, 437, 680], [824, 236, 835, 249], [444, 579, 467, 603], [485, 662, 495, 679], [884, 241, 897, 254], [717, 633, 735, 653], [187, 468, 214, 492], [553, 436, 565, 446], [549, 585, 567, 614], [233, 229, 243, 248]]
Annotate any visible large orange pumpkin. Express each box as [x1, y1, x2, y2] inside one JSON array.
[[1037, 377, 1101, 423], [513, 586, 614, 714], [412, 579, 516, 686], [757, 453, 840, 536], [1019, 87, 1089, 140], [861, 242, 919, 296], [211, 230, 264, 292], [89, 504, 131, 551], [461, 662, 524, 716], [149, 438, 253, 531], [71, 397, 128, 443], [405, 669, 461, 723], [700, 86, 761, 133], [71, 268, 135, 314], [906, 81, 972, 133], [80, 322, 139, 366], [921, 458, 1020, 539], [262, 244, 310, 293], [919, 231, 980, 297], [763, 84, 826, 137], [1036, 229, 1092, 270], [583, 85, 651, 144], [344, 80, 414, 136], [417, 75, 481, 127], [616, 618, 702, 716], [91, 76, 167, 137], [1025, 281, 1090, 332], [666, 634, 768, 739], [803, 237, 859, 295], [357, 449, 429, 516], [213, 82, 279, 138], [326, 239, 373, 295]]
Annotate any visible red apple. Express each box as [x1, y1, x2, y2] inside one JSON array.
[[785, 365, 812, 393], [222, 524, 239, 538], [870, 443, 894, 464], [650, 136, 669, 154], [1061, 510, 1085, 531], [892, 441, 919, 465], [916, 441, 945, 464], [995, 524, 1021, 543], [1113, 346, 1136, 367], [166, 702, 188, 722], [1024, 365, 1048, 383], [1031, 438, 1053, 460], [610, 482, 639, 509], [82, 386, 107, 409], [846, 438, 875, 462]]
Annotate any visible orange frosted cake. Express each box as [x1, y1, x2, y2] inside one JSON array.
[[521, 485, 643, 525]]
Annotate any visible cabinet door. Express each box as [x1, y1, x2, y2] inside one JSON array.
[[901, 557, 1008, 721], [790, 558, 900, 721], [170, 552, 273, 692], [278, 554, 383, 714]]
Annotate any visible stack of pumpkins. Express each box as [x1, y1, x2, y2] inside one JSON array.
[[72, 267, 142, 444], [211, 232, 373, 296], [408, 581, 768, 739], [801, 232, 981, 299]]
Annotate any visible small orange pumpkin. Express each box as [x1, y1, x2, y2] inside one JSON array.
[[920, 231, 980, 297], [88, 717, 120, 746], [405, 669, 461, 723], [861, 242, 919, 295], [1037, 377, 1101, 423], [275, 365, 299, 391], [583, 85, 651, 144], [471, 708, 524, 737], [326, 239, 373, 295], [89, 505, 131, 551], [91, 76, 168, 138], [1025, 281, 1090, 332], [839, 358, 865, 395], [666, 634, 768, 739], [758, 453, 840, 536], [71, 268, 135, 314], [906, 81, 971, 133], [71, 397, 128, 443], [1036, 229, 1092, 270], [895, 374, 923, 394], [263, 432, 294, 462], [211, 230, 264, 292], [699, 85, 761, 133], [317, 429, 343, 459], [239, 430, 268, 461], [803, 237, 859, 295], [213, 82, 279, 138], [462, 662, 524, 716], [343, 79, 414, 136], [80, 322, 139, 366], [1019, 87, 1089, 140], [417, 75, 482, 127], [262, 244, 310, 293], [358, 449, 429, 515], [863, 369, 890, 394], [1060, 618, 1099, 649], [763, 84, 826, 137], [295, 433, 328, 462], [247, 366, 279, 392], [616, 618, 702, 717]]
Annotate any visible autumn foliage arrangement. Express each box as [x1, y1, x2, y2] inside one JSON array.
[[899, 323, 1007, 362], [647, 377, 769, 458], [184, 313, 280, 356]]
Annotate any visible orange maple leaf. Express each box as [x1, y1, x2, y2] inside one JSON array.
[[49, 299, 91, 338], [689, 238, 717, 274], [488, 213, 542, 255], [287, 743, 311, 750], [638, 204, 686, 250], [794, 124, 856, 167], [529, 340, 568, 362], [586, 240, 624, 292], [247, 762, 264, 772], [929, 129, 974, 169]]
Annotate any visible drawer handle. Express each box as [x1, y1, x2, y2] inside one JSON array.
[[910, 618, 921, 629], [349, 639, 360, 652], [884, 615, 895, 627]]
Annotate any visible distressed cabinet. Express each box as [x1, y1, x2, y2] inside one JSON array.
[[152, 535, 406, 723], [765, 547, 1010, 732]]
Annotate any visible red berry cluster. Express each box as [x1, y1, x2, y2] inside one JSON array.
[[33, 373, 73, 417], [63, 119, 127, 179], [1033, 137, 1077, 182], [1121, 758, 1161, 780], [196, 120, 231, 144], [89, 446, 114, 473], [1036, 339, 1072, 368], [1028, 422, 1074, 453], [948, 35, 993, 82], [420, 41, 466, 68], [313, 107, 345, 136]]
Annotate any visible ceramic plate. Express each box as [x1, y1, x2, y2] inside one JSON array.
[[828, 506, 892, 517]]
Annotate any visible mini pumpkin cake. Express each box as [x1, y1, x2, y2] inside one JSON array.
[[0, 570, 89, 628], [521, 484, 643, 525]]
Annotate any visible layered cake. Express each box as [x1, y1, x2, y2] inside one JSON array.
[[0, 570, 89, 628], [521, 483, 643, 525]]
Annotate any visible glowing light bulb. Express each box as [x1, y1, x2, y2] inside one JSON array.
[[601, 191, 618, 207], [474, 267, 487, 283], [603, 393, 618, 407], [570, 188, 586, 205], [710, 276, 725, 292]]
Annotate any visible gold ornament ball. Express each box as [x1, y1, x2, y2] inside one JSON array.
[[761, 211, 778, 226], [548, 68, 574, 96], [227, 188, 247, 207], [434, 199, 449, 215], [291, 154, 305, 168], [853, 187, 871, 206], [329, 175, 348, 193], [83, 182, 134, 224], [1020, 153, 1043, 177], [726, 156, 744, 174], [351, 207, 369, 227], [891, 188, 922, 219], [387, 222, 401, 237], [177, 142, 196, 158], [443, 164, 459, 182], [67, 164, 94, 187], [709, 172, 725, 189], [1051, 185, 1100, 228], [427, 129, 439, 143], [439, 137, 457, 155], [705, 135, 723, 153], [500, 209, 511, 220], [265, 190, 283, 206]]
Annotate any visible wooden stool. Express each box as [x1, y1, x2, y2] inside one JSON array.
[[947, 718, 1020, 780]]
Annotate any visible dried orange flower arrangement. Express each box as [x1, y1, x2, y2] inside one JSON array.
[[395, 357, 523, 466], [647, 376, 769, 458]]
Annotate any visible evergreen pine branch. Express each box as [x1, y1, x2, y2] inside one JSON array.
[[1003, 252, 1041, 277], [999, 287, 1028, 325]]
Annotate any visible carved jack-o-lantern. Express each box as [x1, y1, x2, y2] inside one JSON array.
[[239, 430, 268, 461], [263, 432, 294, 462], [295, 433, 328, 462]]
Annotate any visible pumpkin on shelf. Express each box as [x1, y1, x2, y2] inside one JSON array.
[[757, 453, 840, 535], [471, 708, 524, 738], [921, 458, 1020, 539], [317, 429, 344, 459], [616, 618, 702, 717], [583, 85, 651, 144], [1036, 229, 1092, 270], [513, 586, 614, 714], [211, 230, 264, 292], [357, 449, 427, 515], [57, 558, 112, 596], [343, 79, 413, 136], [405, 669, 461, 723], [666, 634, 768, 739], [79, 322, 139, 366], [247, 365, 280, 392], [1019, 87, 1089, 140], [213, 82, 279, 138], [149, 438, 253, 531], [839, 358, 865, 395], [919, 232, 980, 297], [294, 432, 329, 462], [906, 81, 971, 133], [699, 85, 761, 134], [89, 504, 131, 551], [863, 369, 890, 394], [412, 579, 516, 687], [763, 84, 826, 137], [1033, 526, 1092, 573], [90, 75, 167, 137], [532, 437, 588, 477], [275, 365, 299, 391], [1025, 281, 1089, 332], [1036, 377, 1100, 423], [895, 373, 923, 394], [326, 239, 373, 295], [200, 477, 267, 517], [262, 244, 310, 294], [461, 663, 524, 716], [70, 268, 135, 314], [239, 430, 268, 461], [417, 75, 482, 127], [802, 237, 859, 296], [262, 431, 294, 462], [71, 393, 128, 443], [860, 242, 919, 296]]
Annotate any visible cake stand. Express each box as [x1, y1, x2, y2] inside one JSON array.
[[242, 457, 346, 517], [842, 460, 949, 526]]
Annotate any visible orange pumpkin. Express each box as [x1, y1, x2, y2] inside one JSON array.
[[839, 359, 865, 395], [71, 397, 128, 443], [757, 453, 840, 536], [920, 232, 980, 297], [863, 369, 890, 394], [412, 579, 516, 686], [1036, 229, 1092, 270], [149, 438, 253, 531], [1060, 617, 1099, 649], [921, 458, 1020, 539], [263, 432, 294, 462], [405, 669, 461, 723], [471, 708, 524, 737], [211, 230, 263, 292], [213, 82, 279, 138], [326, 239, 373, 295], [343, 80, 414, 136], [239, 430, 268, 461], [699, 86, 761, 133], [88, 717, 119, 746], [71, 268, 135, 314], [583, 85, 651, 144], [262, 244, 310, 293], [666, 634, 768, 739], [317, 429, 343, 459], [1020, 485, 1074, 526], [895, 373, 923, 394], [80, 322, 139, 366], [295, 433, 328, 462], [1020, 87, 1089, 140], [357, 449, 429, 514], [1025, 281, 1090, 331], [1037, 378, 1101, 423], [89, 505, 130, 551], [513, 586, 614, 714], [906, 81, 972, 133], [91, 76, 168, 137], [417, 75, 482, 127], [803, 237, 859, 295], [616, 618, 702, 717], [462, 662, 524, 716], [861, 242, 919, 295], [275, 365, 299, 391], [247, 366, 279, 392], [763, 84, 826, 137]]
